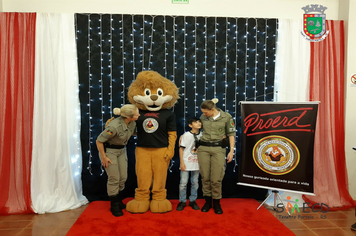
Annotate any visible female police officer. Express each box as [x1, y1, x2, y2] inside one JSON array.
[[96, 104, 140, 217], [198, 98, 235, 214]]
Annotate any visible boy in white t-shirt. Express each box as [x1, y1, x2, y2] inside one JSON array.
[[177, 117, 202, 211]]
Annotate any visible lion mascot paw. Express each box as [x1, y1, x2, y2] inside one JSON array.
[[125, 70, 179, 214]]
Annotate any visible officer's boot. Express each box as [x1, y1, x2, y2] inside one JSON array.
[[201, 196, 212, 212], [213, 199, 223, 214], [117, 192, 126, 210], [110, 195, 123, 217]]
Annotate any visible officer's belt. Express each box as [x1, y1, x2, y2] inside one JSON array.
[[105, 144, 125, 149], [199, 140, 222, 147]]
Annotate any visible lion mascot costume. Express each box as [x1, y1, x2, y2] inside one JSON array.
[[126, 70, 179, 213]]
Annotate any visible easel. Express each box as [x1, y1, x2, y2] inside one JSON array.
[[257, 190, 290, 215]]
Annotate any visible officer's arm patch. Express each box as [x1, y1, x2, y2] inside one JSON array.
[[230, 119, 235, 127]]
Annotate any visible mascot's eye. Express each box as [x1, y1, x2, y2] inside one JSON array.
[[157, 88, 163, 96], [145, 89, 151, 96]]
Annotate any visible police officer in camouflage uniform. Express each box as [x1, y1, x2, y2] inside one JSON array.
[[197, 98, 236, 214], [96, 104, 140, 217]]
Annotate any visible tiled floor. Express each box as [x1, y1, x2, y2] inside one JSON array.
[[0, 206, 86, 236], [0, 202, 355, 236], [265, 203, 356, 236]]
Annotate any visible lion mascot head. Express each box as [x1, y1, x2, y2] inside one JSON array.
[[128, 71, 179, 111]]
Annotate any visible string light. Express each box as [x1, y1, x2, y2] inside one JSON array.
[[99, 15, 105, 176], [99, 15, 104, 130], [204, 17, 207, 100], [172, 17, 176, 84], [164, 16, 167, 78], [214, 17, 217, 98], [194, 17, 197, 116], [132, 15, 135, 79], [265, 20, 268, 100], [254, 19, 257, 101], [168, 16, 175, 173], [172, 16, 176, 114], [73, 14, 83, 173], [148, 16, 155, 70], [110, 15, 113, 113], [121, 16, 125, 106], [143, 17, 145, 70], [86, 14, 93, 175], [76, 14, 277, 177], [233, 18, 238, 172], [224, 18, 228, 110], [183, 16, 186, 131], [244, 19, 248, 101]]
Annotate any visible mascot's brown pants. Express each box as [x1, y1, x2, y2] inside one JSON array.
[[134, 147, 169, 201]]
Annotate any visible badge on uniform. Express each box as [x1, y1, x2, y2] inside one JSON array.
[[230, 119, 235, 127], [107, 129, 113, 135]]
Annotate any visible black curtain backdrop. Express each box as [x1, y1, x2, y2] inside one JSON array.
[[75, 14, 278, 202]]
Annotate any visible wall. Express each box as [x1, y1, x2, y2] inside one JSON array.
[[3, 0, 339, 19], [343, 0, 356, 199], [3, 0, 356, 198]]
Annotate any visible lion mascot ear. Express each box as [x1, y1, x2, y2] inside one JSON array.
[[125, 70, 179, 214]]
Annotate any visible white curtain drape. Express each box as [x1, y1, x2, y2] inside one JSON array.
[[274, 19, 310, 102], [266, 19, 311, 207], [31, 13, 88, 213]]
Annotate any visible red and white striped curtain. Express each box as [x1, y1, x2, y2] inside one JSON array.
[[0, 13, 87, 215], [303, 20, 356, 210], [276, 19, 356, 210], [0, 13, 36, 215]]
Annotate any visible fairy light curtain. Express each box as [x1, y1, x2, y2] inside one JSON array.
[[75, 14, 277, 201]]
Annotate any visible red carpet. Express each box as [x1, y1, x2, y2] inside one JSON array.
[[67, 198, 295, 236]]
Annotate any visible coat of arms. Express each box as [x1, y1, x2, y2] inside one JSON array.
[[301, 4, 329, 42]]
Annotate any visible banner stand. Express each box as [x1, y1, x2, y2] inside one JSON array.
[[257, 190, 290, 215]]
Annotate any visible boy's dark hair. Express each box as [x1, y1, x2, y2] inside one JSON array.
[[187, 117, 200, 125]]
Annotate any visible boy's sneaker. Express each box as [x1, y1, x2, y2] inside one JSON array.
[[351, 223, 356, 231], [189, 201, 200, 210], [176, 202, 186, 211]]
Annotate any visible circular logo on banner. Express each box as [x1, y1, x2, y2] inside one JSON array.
[[143, 118, 159, 133], [252, 135, 300, 175]]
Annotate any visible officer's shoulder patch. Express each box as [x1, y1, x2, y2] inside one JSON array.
[[230, 119, 235, 127]]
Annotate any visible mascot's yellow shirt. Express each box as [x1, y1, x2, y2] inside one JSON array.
[[136, 109, 176, 148]]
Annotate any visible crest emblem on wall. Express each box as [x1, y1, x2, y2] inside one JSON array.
[[301, 4, 329, 42]]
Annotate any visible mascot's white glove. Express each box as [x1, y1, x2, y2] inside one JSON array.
[[164, 131, 177, 161]]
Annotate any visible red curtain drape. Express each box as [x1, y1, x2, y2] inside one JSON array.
[[303, 20, 356, 210], [0, 13, 36, 215]]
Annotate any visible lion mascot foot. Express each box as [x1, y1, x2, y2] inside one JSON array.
[[150, 199, 172, 213], [126, 199, 150, 213]]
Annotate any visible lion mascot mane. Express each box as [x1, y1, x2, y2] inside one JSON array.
[[126, 70, 179, 213]]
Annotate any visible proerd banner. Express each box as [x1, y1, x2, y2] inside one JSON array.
[[238, 102, 319, 195]]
